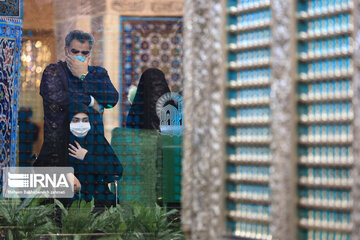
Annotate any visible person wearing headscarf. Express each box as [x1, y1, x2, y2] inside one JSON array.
[[125, 68, 172, 130], [67, 103, 123, 208]]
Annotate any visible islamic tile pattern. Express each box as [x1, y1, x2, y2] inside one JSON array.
[[119, 17, 183, 126], [0, 17, 22, 167], [0, 0, 21, 18]]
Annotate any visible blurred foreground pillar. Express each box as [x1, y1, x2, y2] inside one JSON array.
[[269, 1, 298, 240], [182, 0, 227, 239]]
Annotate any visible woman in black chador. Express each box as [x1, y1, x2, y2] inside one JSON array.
[[67, 103, 122, 208], [125, 68, 171, 130]]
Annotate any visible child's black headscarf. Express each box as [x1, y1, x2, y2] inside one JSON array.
[[68, 102, 89, 123]]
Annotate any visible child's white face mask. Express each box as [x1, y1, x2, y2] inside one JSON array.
[[70, 122, 91, 137]]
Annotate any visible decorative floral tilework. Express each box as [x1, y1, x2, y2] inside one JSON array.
[[0, 0, 21, 18], [119, 17, 183, 126], [0, 17, 22, 166]]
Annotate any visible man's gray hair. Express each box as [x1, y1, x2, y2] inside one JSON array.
[[65, 30, 94, 50]]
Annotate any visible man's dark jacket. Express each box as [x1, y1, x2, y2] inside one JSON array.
[[35, 61, 119, 167]]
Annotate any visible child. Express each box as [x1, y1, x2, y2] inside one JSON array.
[[68, 103, 122, 208]]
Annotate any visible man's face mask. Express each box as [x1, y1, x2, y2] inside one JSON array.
[[74, 55, 86, 62], [70, 122, 91, 138]]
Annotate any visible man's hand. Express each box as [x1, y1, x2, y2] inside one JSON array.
[[92, 98, 104, 114], [68, 141, 88, 160], [65, 55, 89, 79], [66, 173, 81, 193]]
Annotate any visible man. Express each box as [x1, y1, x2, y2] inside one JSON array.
[[36, 30, 119, 172]]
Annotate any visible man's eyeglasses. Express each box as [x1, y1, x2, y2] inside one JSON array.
[[70, 48, 90, 56]]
